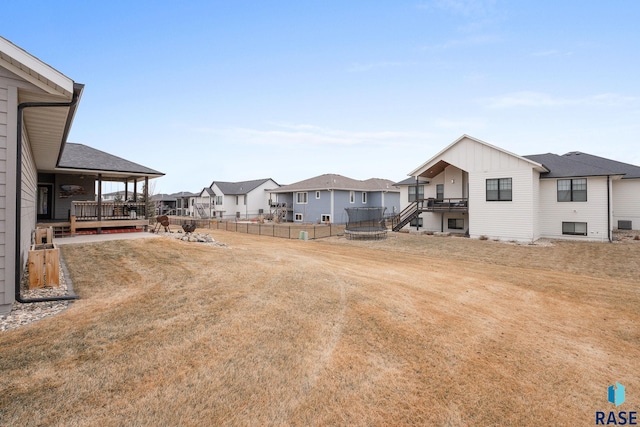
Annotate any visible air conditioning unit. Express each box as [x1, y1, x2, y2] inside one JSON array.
[[618, 220, 632, 230]]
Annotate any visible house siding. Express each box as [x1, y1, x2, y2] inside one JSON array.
[[612, 179, 640, 230], [468, 168, 536, 242], [20, 122, 37, 266], [531, 169, 541, 241], [416, 137, 539, 241], [53, 174, 96, 220], [293, 190, 331, 223], [538, 176, 610, 241], [245, 179, 278, 218]]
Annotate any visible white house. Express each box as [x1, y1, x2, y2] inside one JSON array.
[[399, 135, 640, 242], [209, 179, 279, 220], [188, 187, 215, 218]]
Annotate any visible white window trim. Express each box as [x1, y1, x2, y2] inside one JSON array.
[[295, 213, 303, 222], [350, 191, 355, 203], [321, 214, 331, 223], [362, 192, 367, 204], [316, 191, 321, 199], [296, 192, 308, 204]]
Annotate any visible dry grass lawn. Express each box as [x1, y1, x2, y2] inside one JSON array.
[[0, 230, 638, 426]]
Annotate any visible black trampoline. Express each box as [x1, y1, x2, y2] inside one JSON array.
[[344, 207, 388, 240]]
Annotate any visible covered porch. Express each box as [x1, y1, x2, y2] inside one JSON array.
[[36, 143, 164, 236]]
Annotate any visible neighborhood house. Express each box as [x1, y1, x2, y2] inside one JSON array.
[[268, 174, 400, 225], [397, 135, 640, 242]]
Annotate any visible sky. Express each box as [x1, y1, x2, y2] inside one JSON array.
[[3, 1, 640, 195]]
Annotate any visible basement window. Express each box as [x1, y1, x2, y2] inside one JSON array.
[[410, 217, 423, 227], [448, 218, 464, 230], [562, 222, 587, 236], [295, 213, 303, 221]]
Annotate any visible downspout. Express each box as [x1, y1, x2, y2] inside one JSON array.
[[607, 175, 612, 242], [15, 95, 81, 303], [415, 176, 420, 231]]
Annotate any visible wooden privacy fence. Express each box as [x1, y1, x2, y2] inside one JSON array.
[[168, 217, 346, 240]]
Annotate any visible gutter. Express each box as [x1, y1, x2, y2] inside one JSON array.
[[14, 88, 82, 303]]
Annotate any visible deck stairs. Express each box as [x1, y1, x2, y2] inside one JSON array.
[[195, 203, 209, 218], [392, 201, 421, 232]]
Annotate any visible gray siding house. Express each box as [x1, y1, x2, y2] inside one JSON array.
[[1, 37, 162, 314], [269, 174, 400, 224]]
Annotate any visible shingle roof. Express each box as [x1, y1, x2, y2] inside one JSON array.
[[58, 143, 164, 176], [170, 191, 196, 198], [270, 174, 399, 193], [211, 178, 276, 195], [524, 152, 640, 179]]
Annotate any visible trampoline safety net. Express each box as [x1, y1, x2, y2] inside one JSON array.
[[344, 207, 387, 240]]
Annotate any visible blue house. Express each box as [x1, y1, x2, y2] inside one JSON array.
[[268, 174, 400, 224]]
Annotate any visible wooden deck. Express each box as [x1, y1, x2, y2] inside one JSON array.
[[37, 218, 150, 236]]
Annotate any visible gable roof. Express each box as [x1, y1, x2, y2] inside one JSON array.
[[57, 143, 164, 178], [523, 152, 640, 179], [210, 178, 277, 195], [200, 187, 215, 197], [1, 36, 84, 171], [409, 134, 547, 177], [0, 36, 75, 97], [270, 174, 399, 193]]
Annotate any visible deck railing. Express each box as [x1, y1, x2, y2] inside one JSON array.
[[71, 201, 148, 221], [423, 197, 468, 211]]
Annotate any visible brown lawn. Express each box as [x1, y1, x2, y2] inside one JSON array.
[[0, 230, 638, 426]]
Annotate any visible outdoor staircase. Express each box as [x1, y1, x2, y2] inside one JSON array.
[[392, 201, 421, 232], [195, 203, 208, 218]]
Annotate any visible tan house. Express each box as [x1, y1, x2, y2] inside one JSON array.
[[1, 37, 163, 314]]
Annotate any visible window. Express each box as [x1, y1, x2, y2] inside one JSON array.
[[243, 196, 247, 205], [296, 192, 308, 204], [362, 192, 367, 204], [408, 185, 424, 202], [321, 214, 331, 223], [436, 184, 444, 201], [562, 222, 587, 236], [215, 196, 222, 205], [557, 179, 587, 202], [486, 178, 512, 201], [410, 217, 423, 227], [316, 191, 321, 199], [448, 218, 464, 229], [350, 191, 355, 203], [295, 213, 303, 221], [235, 196, 239, 205]]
